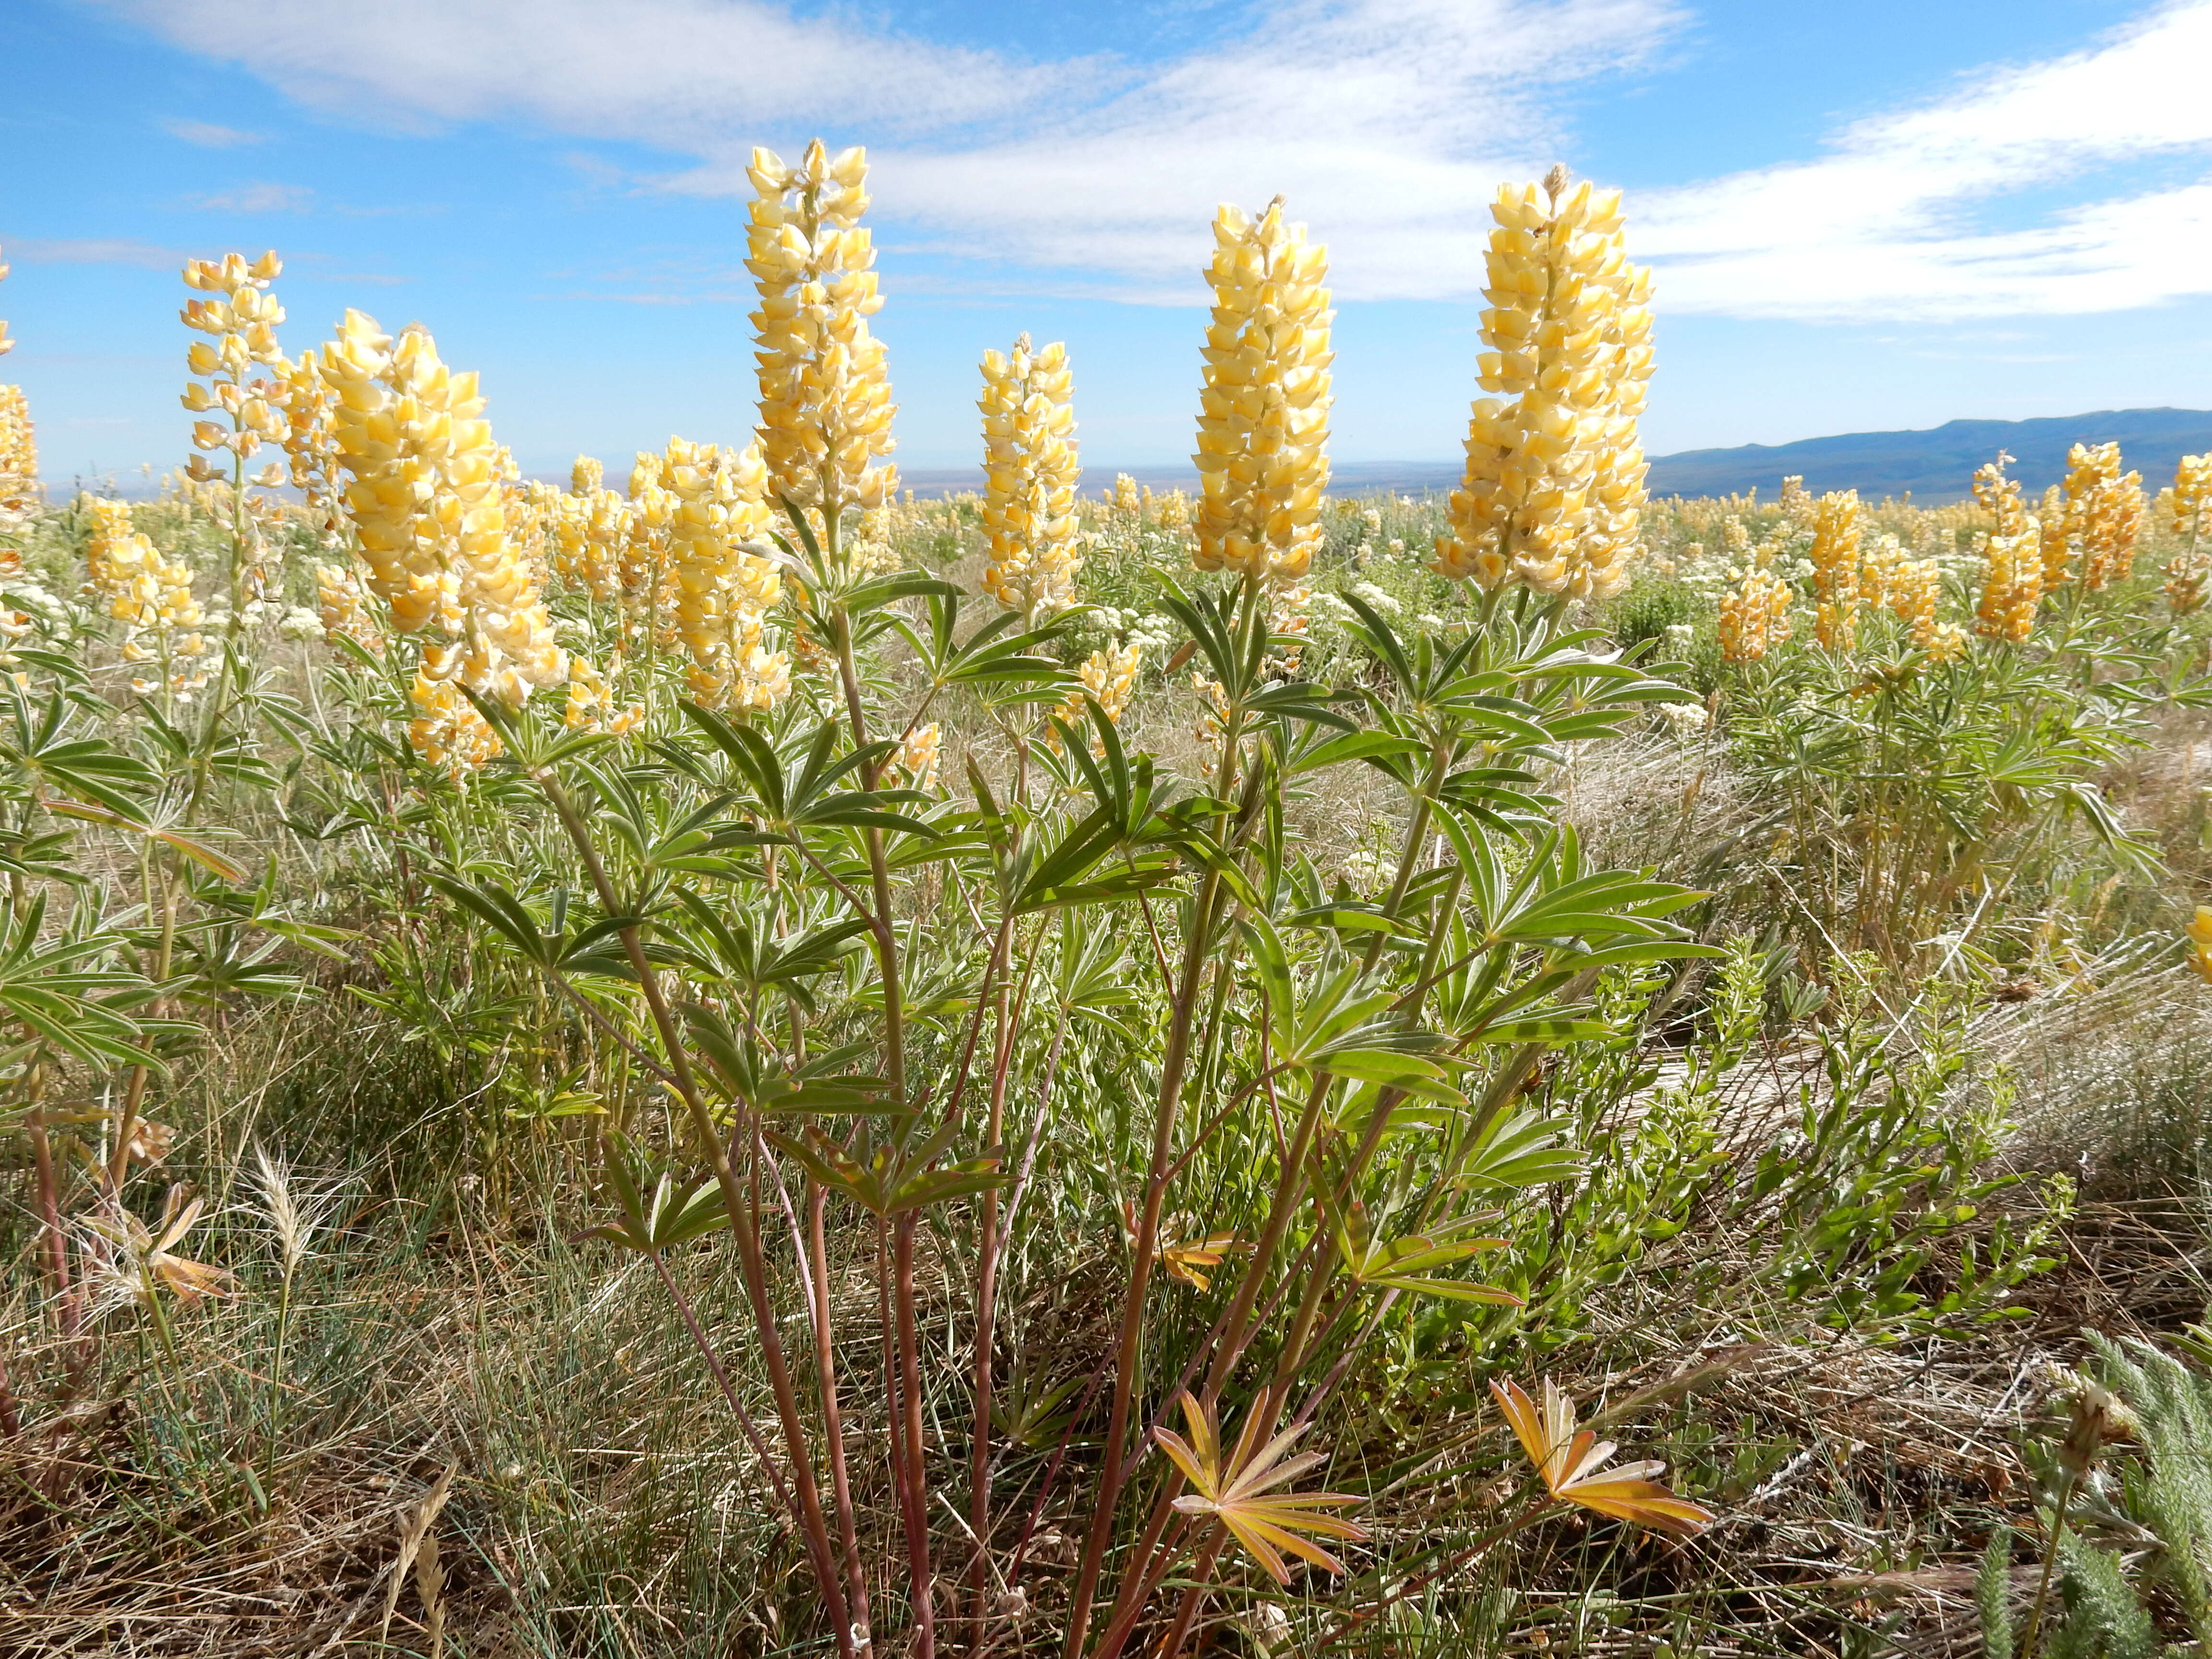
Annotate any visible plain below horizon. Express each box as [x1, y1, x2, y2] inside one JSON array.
[[50, 409, 2212, 507]]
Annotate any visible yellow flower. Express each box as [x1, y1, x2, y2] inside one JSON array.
[[746, 140, 898, 522], [661, 436, 787, 711], [892, 721, 943, 791], [280, 348, 343, 535], [319, 311, 568, 769], [316, 562, 384, 654], [2163, 453, 2211, 616], [2187, 905, 2212, 983], [409, 673, 504, 782], [2063, 441, 2144, 593], [0, 384, 35, 533], [980, 334, 1082, 617], [179, 251, 288, 471], [1048, 643, 1143, 754], [1435, 168, 1653, 601], [84, 496, 211, 697], [1971, 452, 2042, 644], [563, 655, 644, 736], [1718, 558, 1792, 664], [1807, 491, 1864, 651], [1193, 196, 1332, 586], [1778, 474, 1815, 527], [0, 248, 32, 532]]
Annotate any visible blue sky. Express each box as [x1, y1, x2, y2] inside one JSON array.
[[5, 0, 2212, 485]]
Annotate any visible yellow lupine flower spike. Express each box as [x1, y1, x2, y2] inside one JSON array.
[[980, 334, 1082, 618], [746, 140, 897, 523], [1435, 167, 1652, 601], [1192, 195, 1333, 586]]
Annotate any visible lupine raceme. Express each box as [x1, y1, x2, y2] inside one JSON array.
[[180, 252, 300, 626], [1808, 491, 1864, 651], [1049, 643, 1143, 755], [2061, 441, 2144, 592], [1434, 168, 1652, 601], [893, 721, 943, 791], [317, 310, 572, 774], [2187, 906, 2212, 983], [0, 246, 35, 536], [84, 497, 210, 700], [315, 562, 383, 654], [1192, 196, 1332, 586], [1972, 453, 2043, 643], [979, 334, 1082, 618], [746, 141, 897, 526], [661, 436, 789, 711], [2163, 452, 2212, 614], [179, 252, 289, 482], [1718, 547, 1792, 664], [1778, 475, 1815, 527]]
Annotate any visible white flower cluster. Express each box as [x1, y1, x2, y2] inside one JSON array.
[[1088, 604, 1180, 656], [1349, 580, 1400, 614]]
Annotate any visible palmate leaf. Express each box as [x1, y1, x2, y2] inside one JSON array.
[[766, 1117, 1004, 1217], [1156, 1392, 1369, 1585], [683, 1005, 900, 1116], [1454, 1107, 1581, 1191], [1333, 1202, 1521, 1305], [1490, 1377, 1712, 1536], [890, 589, 1075, 709], [0, 894, 167, 1070], [576, 1139, 731, 1255]]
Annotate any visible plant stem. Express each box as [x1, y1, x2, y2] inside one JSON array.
[[2019, 1465, 2081, 1659], [539, 771, 855, 1658], [896, 1212, 937, 1659]]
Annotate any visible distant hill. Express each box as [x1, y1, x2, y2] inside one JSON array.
[[913, 411, 2212, 505], [1644, 408, 2212, 502]]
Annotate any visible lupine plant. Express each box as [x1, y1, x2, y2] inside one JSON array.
[[5, 141, 2185, 1659]]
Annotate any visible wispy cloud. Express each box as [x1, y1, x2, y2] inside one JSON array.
[[94, 0, 2212, 319], [191, 181, 315, 213], [162, 117, 262, 147], [1641, 0, 2212, 320], [7, 237, 186, 269], [98, 0, 1095, 137], [97, 0, 1684, 301]]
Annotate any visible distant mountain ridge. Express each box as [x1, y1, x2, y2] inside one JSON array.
[[1643, 408, 2212, 502], [910, 410, 2212, 505]]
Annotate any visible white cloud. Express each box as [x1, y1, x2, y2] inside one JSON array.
[[99, 0, 1098, 138], [1641, 0, 2212, 319], [98, 0, 2212, 319], [100, 0, 1683, 300], [162, 117, 262, 147], [811, 0, 1680, 302], [191, 181, 315, 213]]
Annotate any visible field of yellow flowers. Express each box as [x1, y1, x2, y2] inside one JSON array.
[[5, 152, 2212, 1658]]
